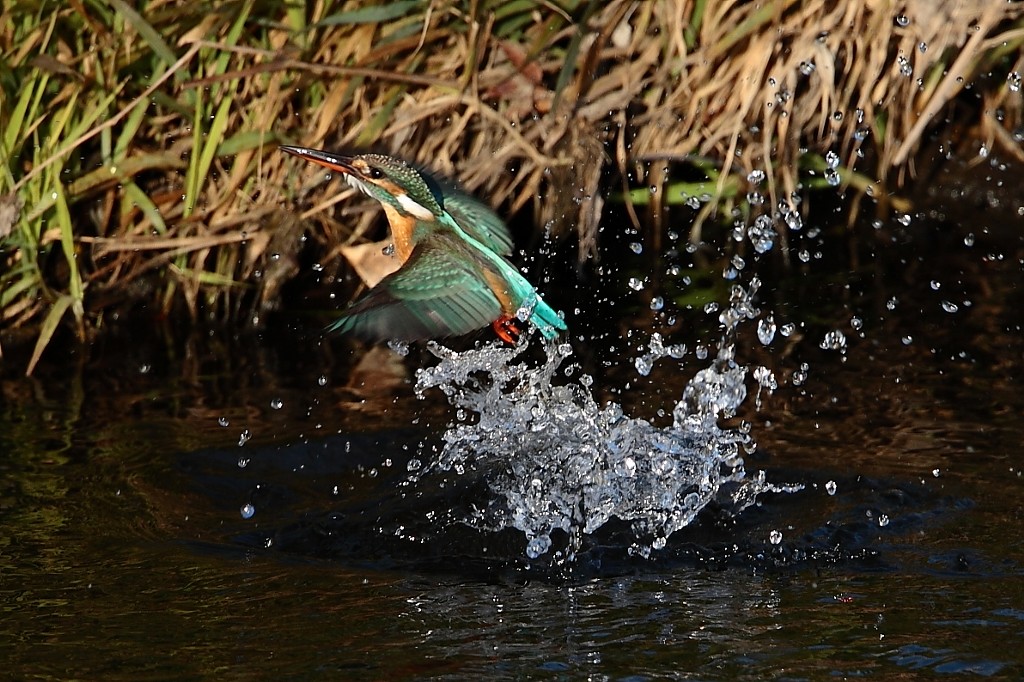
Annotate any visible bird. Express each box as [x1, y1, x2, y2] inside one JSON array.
[[280, 145, 567, 344]]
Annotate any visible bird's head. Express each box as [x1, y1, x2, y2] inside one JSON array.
[[281, 146, 445, 221]]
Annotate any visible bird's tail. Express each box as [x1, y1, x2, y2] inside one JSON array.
[[516, 290, 566, 340], [491, 258, 567, 340]]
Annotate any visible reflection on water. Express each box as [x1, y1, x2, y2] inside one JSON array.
[[1, 203, 1023, 678]]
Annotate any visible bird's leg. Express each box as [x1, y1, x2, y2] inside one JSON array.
[[492, 314, 522, 345]]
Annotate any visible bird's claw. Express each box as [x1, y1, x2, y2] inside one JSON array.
[[492, 315, 522, 345]]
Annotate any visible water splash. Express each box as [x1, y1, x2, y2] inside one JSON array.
[[414, 278, 800, 560]]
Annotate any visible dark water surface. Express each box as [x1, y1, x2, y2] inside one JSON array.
[[2, 202, 1023, 680]]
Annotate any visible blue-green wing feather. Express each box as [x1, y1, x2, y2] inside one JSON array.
[[326, 236, 502, 341], [442, 190, 513, 257], [434, 210, 567, 341]]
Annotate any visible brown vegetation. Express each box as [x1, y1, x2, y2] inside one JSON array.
[[2, 0, 1023, 373]]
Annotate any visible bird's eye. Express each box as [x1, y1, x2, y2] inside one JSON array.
[[368, 167, 384, 179]]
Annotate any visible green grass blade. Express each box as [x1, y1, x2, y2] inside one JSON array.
[[124, 181, 168, 234], [114, 98, 150, 159], [193, 95, 233, 207], [183, 84, 204, 218], [2, 73, 42, 157], [218, 129, 278, 156], [106, 0, 177, 65], [315, 1, 421, 26], [52, 182, 84, 312], [25, 293, 73, 376]]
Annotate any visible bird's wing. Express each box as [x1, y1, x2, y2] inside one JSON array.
[[326, 237, 503, 341], [442, 189, 514, 257]]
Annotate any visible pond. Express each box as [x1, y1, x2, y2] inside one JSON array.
[[2, 165, 1023, 679]]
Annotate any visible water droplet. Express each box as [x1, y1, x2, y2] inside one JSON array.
[[317, 375, 328, 386], [615, 457, 637, 477], [753, 366, 777, 391], [901, 335, 913, 345], [749, 215, 776, 253], [629, 242, 643, 254], [964, 233, 975, 247], [769, 529, 783, 545], [238, 429, 252, 447], [526, 534, 552, 558], [382, 243, 395, 256], [238, 457, 249, 469], [941, 300, 958, 313], [241, 503, 255, 519], [820, 330, 847, 351], [780, 323, 796, 337], [218, 417, 230, 427], [878, 514, 889, 527], [799, 61, 815, 76], [1009, 72, 1022, 92], [757, 315, 777, 345], [407, 458, 421, 472], [650, 296, 664, 311], [825, 480, 837, 495], [270, 398, 284, 410], [628, 277, 645, 291], [388, 339, 411, 356], [894, 14, 909, 27]]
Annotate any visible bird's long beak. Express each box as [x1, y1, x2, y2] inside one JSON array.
[[280, 145, 356, 175]]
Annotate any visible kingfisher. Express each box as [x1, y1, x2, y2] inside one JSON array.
[[281, 145, 567, 344]]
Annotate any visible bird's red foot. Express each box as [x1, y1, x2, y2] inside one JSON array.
[[492, 315, 522, 345]]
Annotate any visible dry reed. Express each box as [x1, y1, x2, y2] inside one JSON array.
[[2, 0, 1022, 373]]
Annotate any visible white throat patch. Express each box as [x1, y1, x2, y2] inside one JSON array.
[[396, 192, 435, 221], [345, 174, 371, 196]]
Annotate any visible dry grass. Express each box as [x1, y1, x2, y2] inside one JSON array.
[[2, 0, 1023, 373]]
